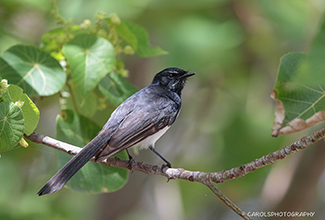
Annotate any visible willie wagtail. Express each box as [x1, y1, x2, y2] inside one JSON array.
[[37, 67, 195, 196]]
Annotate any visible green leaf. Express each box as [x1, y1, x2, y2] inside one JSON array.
[[2, 84, 39, 135], [0, 45, 66, 96], [293, 14, 325, 85], [272, 14, 325, 135], [62, 34, 116, 94], [61, 83, 98, 117], [56, 110, 128, 193], [116, 20, 167, 57], [0, 102, 24, 151], [98, 72, 138, 106], [274, 53, 309, 125], [40, 26, 87, 57], [272, 52, 325, 135], [40, 28, 68, 54]]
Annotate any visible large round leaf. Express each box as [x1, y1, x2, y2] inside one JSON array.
[[62, 34, 116, 94], [0, 45, 66, 96], [2, 84, 39, 135], [0, 102, 24, 151]]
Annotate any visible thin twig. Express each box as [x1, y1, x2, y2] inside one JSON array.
[[205, 183, 252, 220], [66, 81, 78, 112]]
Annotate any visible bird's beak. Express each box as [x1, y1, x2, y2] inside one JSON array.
[[181, 72, 196, 78]]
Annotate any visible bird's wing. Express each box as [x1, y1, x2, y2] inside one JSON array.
[[96, 95, 179, 159]]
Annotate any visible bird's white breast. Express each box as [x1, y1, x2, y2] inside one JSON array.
[[137, 126, 170, 150]]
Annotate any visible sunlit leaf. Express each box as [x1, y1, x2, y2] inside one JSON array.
[[56, 110, 128, 193], [0, 45, 66, 96], [0, 102, 24, 151], [116, 20, 167, 57], [2, 84, 39, 135], [62, 34, 116, 94]]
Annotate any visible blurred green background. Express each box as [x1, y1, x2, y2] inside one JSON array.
[[1, 0, 325, 219]]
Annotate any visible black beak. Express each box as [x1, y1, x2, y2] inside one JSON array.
[[181, 72, 196, 79]]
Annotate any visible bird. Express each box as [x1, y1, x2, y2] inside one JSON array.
[[37, 67, 195, 196]]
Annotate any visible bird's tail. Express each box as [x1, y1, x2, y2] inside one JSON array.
[[37, 132, 110, 196]]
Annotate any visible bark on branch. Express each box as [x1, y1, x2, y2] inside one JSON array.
[[25, 128, 325, 183]]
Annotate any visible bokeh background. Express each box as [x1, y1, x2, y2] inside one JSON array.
[[1, 0, 325, 219]]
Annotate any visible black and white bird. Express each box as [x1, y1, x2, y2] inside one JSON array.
[[37, 67, 195, 196]]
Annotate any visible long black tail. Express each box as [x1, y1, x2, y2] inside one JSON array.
[[37, 132, 111, 196]]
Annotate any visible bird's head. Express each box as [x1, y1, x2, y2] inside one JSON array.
[[152, 68, 195, 96]]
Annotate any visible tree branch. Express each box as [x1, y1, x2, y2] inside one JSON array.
[[164, 128, 325, 184], [206, 183, 252, 220], [25, 127, 325, 220], [25, 132, 167, 176]]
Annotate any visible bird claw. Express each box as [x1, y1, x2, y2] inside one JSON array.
[[127, 157, 135, 171], [161, 163, 172, 172]]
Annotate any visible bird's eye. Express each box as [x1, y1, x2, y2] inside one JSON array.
[[168, 73, 176, 78]]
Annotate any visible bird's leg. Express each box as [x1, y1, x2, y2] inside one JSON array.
[[125, 149, 134, 170], [149, 146, 172, 170]]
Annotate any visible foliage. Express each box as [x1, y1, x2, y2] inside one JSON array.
[[0, 6, 165, 193], [271, 14, 325, 136]]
